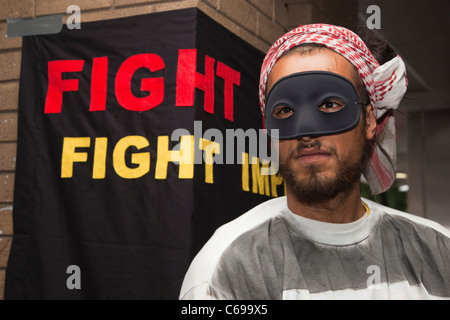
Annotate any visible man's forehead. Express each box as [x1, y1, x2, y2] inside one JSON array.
[[266, 49, 359, 95]]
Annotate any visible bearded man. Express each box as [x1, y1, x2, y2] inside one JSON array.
[[179, 24, 450, 300]]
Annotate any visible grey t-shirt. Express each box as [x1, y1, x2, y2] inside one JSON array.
[[180, 197, 450, 299]]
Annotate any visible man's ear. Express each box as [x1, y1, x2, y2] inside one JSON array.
[[365, 104, 377, 140]]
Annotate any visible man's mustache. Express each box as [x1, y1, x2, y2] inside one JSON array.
[[287, 139, 338, 161]]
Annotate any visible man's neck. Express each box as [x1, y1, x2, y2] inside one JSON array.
[[286, 183, 366, 224]]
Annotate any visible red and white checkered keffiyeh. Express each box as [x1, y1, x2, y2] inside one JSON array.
[[259, 24, 408, 195]]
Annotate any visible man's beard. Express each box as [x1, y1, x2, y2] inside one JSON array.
[[279, 136, 372, 205]]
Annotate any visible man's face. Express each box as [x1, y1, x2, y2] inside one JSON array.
[[266, 49, 376, 203]]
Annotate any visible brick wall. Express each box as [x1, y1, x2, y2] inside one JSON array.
[[0, 0, 357, 299]]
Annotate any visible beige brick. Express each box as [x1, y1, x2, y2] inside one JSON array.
[[0, 112, 18, 142], [0, 205, 13, 236], [0, 269, 5, 300], [0, 51, 21, 81], [0, 143, 17, 171], [0, 82, 19, 111], [287, 1, 329, 28], [287, 2, 312, 27], [219, 0, 258, 34], [73, 5, 154, 23], [114, 0, 159, 6], [198, 1, 267, 52], [201, 0, 220, 10], [0, 23, 23, 49], [257, 11, 285, 44], [0, 0, 35, 21], [0, 237, 12, 268], [248, 0, 273, 18], [154, 0, 200, 13], [238, 26, 270, 53], [0, 174, 14, 203], [36, 0, 112, 16], [274, 0, 289, 29], [197, 2, 241, 37]]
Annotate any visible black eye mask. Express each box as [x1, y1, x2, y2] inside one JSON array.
[[265, 71, 363, 139]]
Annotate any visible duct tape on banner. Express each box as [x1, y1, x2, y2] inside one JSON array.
[[6, 14, 63, 37]]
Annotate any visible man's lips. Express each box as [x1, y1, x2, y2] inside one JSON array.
[[293, 148, 332, 162]]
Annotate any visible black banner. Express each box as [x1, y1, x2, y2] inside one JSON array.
[[5, 8, 284, 299]]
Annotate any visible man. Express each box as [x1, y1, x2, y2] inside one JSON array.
[[179, 24, 450, 299]]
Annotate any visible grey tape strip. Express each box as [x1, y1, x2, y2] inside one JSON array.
[[6, 14, 63, 37]]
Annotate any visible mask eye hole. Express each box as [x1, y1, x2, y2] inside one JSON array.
[[318, 99, 345, 113], [272, 105, 294, 119]]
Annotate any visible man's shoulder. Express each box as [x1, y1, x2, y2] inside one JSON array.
[[201, 196, 287, 256], [364, 198, 450, 239], [217, 196, 287, 232], [179, 197, 287, 299]]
